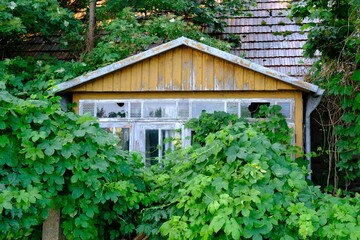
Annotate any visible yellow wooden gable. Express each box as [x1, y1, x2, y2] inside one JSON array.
[[71, 46, 297, 93]]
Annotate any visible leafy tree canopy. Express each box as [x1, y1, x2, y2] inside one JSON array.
[[0, 0, 81, 47], [1, 0, 256, 65]]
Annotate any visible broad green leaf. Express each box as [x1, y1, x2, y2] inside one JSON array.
[[350, 70, 360, 81], [271, 164, 290, 177], [208, 200, 220, 214], [224, 218, 242, 239], [210, 215, 226, 233], [72, 186, 85, 199], [0, 135, 9, 147]]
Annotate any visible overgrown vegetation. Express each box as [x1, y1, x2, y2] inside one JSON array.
[[0, 75, 149, 239], [1, 0, 360, 238], [139, 109, 360, 239], [0, 1, 256, 238], [290, 0, 360, 192]]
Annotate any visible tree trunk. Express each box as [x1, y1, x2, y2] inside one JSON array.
[[87, 0, 96, 52]]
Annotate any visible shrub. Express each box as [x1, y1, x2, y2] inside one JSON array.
[[0, 89, 149, 239], [139, 109, 360, 239]]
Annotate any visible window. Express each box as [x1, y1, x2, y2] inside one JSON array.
[[97, 102, 128, 118], [80, 98, 295, 163], [143, 101, 177, 118], [192, 101, 224, 118]]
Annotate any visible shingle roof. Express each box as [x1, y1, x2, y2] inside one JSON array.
[[3, 33, 74, 61], [220, 0, 314, 79]]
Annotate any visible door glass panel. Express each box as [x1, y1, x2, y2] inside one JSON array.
[[115, 127, 130, 151], [162, 130, 175, 156], [145, 129, 159, 165], [144, 129, 176, 165]]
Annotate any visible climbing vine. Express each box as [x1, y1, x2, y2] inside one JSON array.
[[290, 0, 360, 192]]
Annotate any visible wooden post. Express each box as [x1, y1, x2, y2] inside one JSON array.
[[42, 209, 65, 240]]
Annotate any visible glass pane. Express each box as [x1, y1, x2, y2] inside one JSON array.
[[240, 102, 251, 118], [114, 127, 130, 151], [96, 102, 128, 118], [178, 101, 190, 118], [130, 102, 141, 118], [277, 102, 291, 119], [162, 130, 175, 156], [82, 102, 95, 116], [145, 129, 159, 165], [192, 101, 224, 118], [103, 127, 113, 134], [143, 101, 176, 118], [227, 102, 239, 115]]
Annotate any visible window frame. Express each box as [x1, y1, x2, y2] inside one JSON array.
[[79, 98, 295, 121]]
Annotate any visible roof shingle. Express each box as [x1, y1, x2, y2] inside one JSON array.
[[219, 0, 313, 79]]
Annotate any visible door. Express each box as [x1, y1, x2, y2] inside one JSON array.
[[135, 122, 183, 165]]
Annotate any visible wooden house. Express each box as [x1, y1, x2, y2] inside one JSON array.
[[54, 37, 323, 163]]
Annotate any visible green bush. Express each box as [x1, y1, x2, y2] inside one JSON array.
[[139, 110, 360, 239], [0, 88, 149, 239]]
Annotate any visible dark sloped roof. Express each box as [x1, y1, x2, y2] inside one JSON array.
[[2, 33, 74, 61], [220, 0, 313, 79]]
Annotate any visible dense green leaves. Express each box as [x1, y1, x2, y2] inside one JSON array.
[[0, 85, 149, 239], [140, 111, 360, 239]]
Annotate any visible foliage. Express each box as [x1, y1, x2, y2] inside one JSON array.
[[0, 0, 82, 57], [0, 1, 256, 237], [0, 0, 77, 38], [1, 0, 256, 63], [290, 0, 360, 191], [0, 57, 90, 97], [85, 8, 232, 68], [139, 110, 360, 239], [290, 0, 358, 60], [98, 0, 256, 32], [186, 106, 294, 147], [185, 111, 239, 147], [0, 72, 149, 239]]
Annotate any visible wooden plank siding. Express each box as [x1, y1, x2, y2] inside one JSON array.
[[70, 46, 297, 93]]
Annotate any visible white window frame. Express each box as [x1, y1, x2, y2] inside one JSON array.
[[80, 98, 295, 160]]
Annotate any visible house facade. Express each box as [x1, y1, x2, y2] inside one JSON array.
[[54, 37, 323, 162]]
